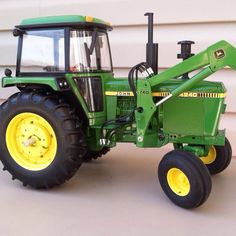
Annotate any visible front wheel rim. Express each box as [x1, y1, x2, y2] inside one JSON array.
[[6, 112, 57, 171], [200, 146, 217, 165], [167, 168, 190, 196]]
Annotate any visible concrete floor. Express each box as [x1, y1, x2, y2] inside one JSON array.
[[0, 143, 235, 236]]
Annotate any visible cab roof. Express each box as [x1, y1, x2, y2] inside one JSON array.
[[17, 15, 112, 30]]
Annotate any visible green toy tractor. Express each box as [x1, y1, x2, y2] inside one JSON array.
[[0, 13, 235, 209]]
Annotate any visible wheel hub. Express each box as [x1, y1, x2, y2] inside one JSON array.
[[167, 168, 190, 196], [22, 137, 37, 147], [6, 112, 57, 171]]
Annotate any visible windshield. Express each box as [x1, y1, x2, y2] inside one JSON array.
[[70, 30, 112, 72], [20, 29, 65, 73]]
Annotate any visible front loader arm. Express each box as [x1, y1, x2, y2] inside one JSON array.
[[135, 40, 236, 147], [149, 40, 236, 89], [148, 40, 236, 105]]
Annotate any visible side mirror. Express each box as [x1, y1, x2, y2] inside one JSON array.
[[13, 28, 25, 37], [4, 68, 12, 77]]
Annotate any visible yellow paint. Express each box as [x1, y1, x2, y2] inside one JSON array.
[[105, 91, 226, 98], [167, 168, 190, 196], [105, 91, 118, 96], [105, 91, 134, 96], [86, 16, 94, 22], [6, 112, 57, 171], [152, 92, 170, 97], [200, 146, 217, 165]]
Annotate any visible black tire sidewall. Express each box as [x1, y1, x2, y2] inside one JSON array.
[[158, 151, 212, 209], [0, 92, 86, 188], [206, 138, 232, 175]]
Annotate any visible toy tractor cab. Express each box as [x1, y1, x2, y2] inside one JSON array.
[[13, 15, 112, 73], [9, 16, 113, 114], [0, 13, 235, 209]]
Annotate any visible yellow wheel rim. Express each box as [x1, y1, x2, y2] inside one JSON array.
[[6, 112, 57, 171], [200, 146, 216, 165], [167, 168, 190, 196]]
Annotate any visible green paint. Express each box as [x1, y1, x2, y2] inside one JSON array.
[[131, 40, 236, 149], [171, 67, 213, 97], [135, 80, 160, 147], [66, 72, 113, 126], [2, 77, 59, 90], [20, 15, 110, 27], [162, 96, 225, 136], [103, 75, 226, 149], [149, 40, 236, 88], [3, 18, 236, 155]]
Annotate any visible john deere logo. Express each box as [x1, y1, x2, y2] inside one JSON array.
[[214, 49, 225, 59]]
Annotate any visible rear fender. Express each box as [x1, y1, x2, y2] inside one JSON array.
[[2, 77, 63, 91]]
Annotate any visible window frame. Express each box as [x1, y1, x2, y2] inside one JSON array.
[[16, 26, 113, 77], [69, 28, 113, 73]]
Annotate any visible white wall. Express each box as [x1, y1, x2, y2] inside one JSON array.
[[0, 0, 235, 154]]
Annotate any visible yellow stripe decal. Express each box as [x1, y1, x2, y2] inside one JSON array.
[[152, 92, 170, 97], [105, 91, 226, 98], [105, 91, 134, 96]]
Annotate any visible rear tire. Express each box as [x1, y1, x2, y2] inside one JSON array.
[[158, 150, 212, 209], [200, 138, 232, 175], [0, 91, 87, 189]]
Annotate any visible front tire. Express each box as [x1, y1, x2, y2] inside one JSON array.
[[158, 150, 212, 209], [200, 138, 232, 175], [0, 91, 87, 189]]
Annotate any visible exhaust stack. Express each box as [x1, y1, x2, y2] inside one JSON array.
[[144, 12, 158, 74]]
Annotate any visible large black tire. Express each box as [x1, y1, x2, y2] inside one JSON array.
[[158, 150, 212, 209], [200, 138, 232, 175], [83, 147, 110, 162], [0, 91, 87, 189]]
